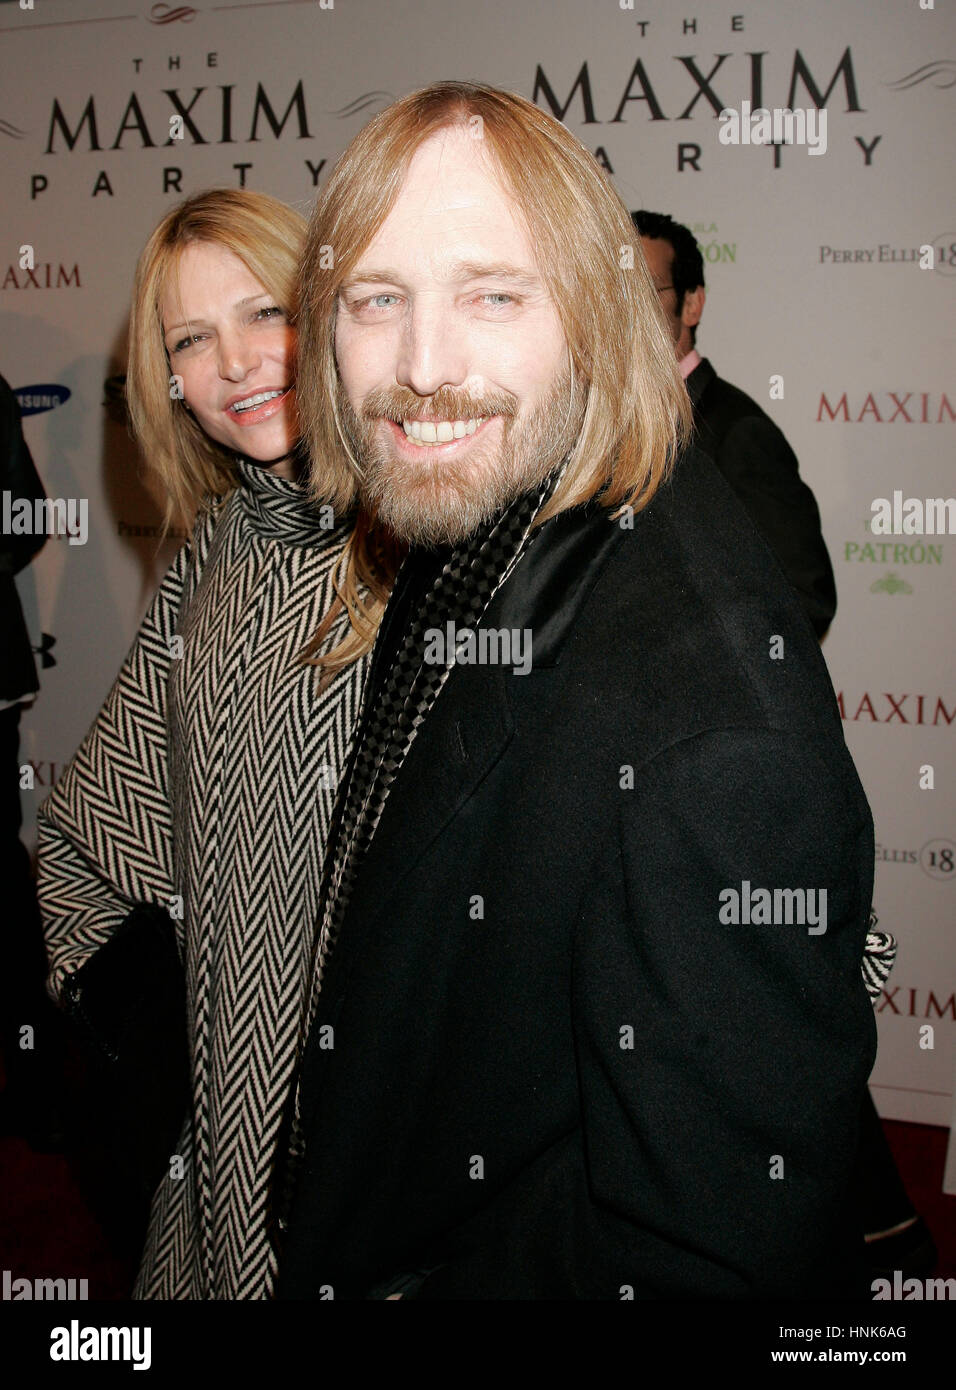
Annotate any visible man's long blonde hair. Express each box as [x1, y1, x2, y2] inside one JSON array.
[[126, 188, 395, 677], [297, 81, 691, 529]]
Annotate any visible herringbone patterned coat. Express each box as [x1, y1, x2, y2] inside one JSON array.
[[38, 462, 366, 1299]]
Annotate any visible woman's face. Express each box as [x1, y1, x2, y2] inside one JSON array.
[[161, 241, 298, 466]]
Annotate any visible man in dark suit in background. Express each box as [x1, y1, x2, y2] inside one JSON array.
[[634, 210, 837, 639], [634, 211, 935, 1279], [277, 83, 878, 1300]]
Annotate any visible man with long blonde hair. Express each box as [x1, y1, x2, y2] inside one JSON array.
[[279, 82, 877, 1300]]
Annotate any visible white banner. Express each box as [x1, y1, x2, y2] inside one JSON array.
[[1, 0, 953, 1127]]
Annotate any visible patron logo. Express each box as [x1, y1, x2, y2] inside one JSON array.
[[816, 391, 955, 423], [836, 693, 955, 725], [869, 573, 913, 595], [844, 540, 942, 568], [15, 385, 71, 416]]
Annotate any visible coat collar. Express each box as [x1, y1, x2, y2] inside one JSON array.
[[685, 356, 717, 410], [233, 458, 352, 547], [329, 501, 628, 958]]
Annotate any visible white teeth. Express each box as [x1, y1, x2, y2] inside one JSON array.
[[401, 416, 485, 444], [230, 389, 285, 413]]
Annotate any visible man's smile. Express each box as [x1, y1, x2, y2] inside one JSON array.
[[384, 415, 497, 453]]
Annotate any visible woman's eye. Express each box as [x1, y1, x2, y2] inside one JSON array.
[[367, 294, 400, 310], [480, 293, 514, 307], [255, 305, 285, 321], [170, 334, 200, 354]]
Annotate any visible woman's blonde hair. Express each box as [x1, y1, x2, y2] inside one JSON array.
[[126, 187, 396, 679], [297, 81, 692, 527]]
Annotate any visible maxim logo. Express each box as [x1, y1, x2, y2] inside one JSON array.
[[1, 264, 80, 290], [532, 47, 863, 124], [816, 392, 955, 423], [877, 988, 956, 1020], [44, 82, 312, 153], [835, 692, 955, 725]]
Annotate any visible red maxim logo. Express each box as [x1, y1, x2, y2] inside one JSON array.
[[877, 987, 956, 1020], [836, 693, 955, 725], [149, 3, 198, 22], [817, 391, 955, 423]]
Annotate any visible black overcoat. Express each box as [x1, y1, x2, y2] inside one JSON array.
[[687, 358, 838, 639], [279, 446, 876, 1300]]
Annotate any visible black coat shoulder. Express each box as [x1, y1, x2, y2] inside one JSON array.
[[684, 359, 837, 638]]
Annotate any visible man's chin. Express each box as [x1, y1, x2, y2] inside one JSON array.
[[371, 482, 504, 548]]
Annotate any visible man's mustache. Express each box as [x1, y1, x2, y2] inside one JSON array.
[[360, 384, 519, 424]]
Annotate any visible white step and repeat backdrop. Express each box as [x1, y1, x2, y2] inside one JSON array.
[[1, 0, 953, 1140]]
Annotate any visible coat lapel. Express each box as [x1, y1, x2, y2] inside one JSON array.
[[339, 501, 628, 942]]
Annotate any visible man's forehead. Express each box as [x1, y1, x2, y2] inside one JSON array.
[[352, 127, 539, 279], [640, 236, 675, 277]]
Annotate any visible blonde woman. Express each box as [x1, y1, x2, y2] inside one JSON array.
[[37, 189, 392, 1300]]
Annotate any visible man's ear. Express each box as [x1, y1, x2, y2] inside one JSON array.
[[681, 286, 705, 330]]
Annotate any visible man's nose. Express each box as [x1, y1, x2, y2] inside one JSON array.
[[395, 296, 469, 398], [217, 327, 261, 382]]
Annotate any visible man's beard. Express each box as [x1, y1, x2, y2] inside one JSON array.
[[337, 366, 584, 546]]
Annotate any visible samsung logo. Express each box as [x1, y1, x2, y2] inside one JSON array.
[[15, 384, 71, 416]]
